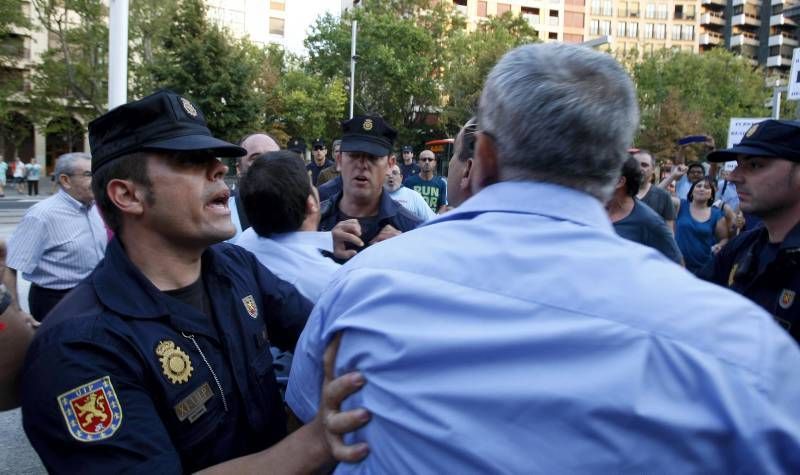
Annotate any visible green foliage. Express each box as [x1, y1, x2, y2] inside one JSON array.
[[442, 12, 539, 134], [272, 69, 347, 142], [134, 0, 271, 142], [27, 0, 108, 126], [633, 48, 770, 155]]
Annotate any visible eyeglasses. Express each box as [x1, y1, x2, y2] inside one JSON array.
[[69, 171, 92, 178], [419, 157, 435, 162]]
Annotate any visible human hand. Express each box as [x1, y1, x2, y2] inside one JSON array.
[[672, 165, 688, 177], [711, 243, 724, 255], [332, 219, 363, 261], [369, 225, 401, 245], [320, 333, 370, 462]]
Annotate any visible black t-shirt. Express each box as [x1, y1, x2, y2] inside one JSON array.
[[641, 185, 676, 222], [613, 200, 683, 264]]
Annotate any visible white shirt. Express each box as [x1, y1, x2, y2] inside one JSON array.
[[387, 186, 436, 221], [233, 228, 339, 302]]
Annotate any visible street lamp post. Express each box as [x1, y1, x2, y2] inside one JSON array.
[[349, 20, 357, 119], [108, 0, 129, 109]]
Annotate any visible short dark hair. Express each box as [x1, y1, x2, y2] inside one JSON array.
[[620, 156, 643, 197], [687, 177, 716, 206], [91, 152, 152, 234], [239, 151, 312, 237], [687, 162, 705, 174]]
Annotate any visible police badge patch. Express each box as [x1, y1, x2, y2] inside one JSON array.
[[242, 295, 258, 319], [58, 376, 123, 442], [780, 289, 796, 309]]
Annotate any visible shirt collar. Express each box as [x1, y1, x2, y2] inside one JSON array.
[[56, 188, 91, 211], [327, 190, 404, 221], [425, 181, 614, 233], [269, 231, 334, 252]]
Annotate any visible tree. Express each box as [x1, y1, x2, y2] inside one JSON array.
[[27, 0, 108, 121], [271, 69, 348, 142], [633, 48, 770, 153], [305, 0, 464, 144], [441, 12, 539, 134], [636, 89, 704, 163], [135, 0, 272, 142]]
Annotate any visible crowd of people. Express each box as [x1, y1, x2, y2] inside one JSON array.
[[1, 42, 800, 473]]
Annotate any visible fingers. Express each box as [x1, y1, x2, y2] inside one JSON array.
[[332, 220, 364, 259], [324, 371, 365, 410], [323, 333, 342, 383], [369, 225, 401, 245]]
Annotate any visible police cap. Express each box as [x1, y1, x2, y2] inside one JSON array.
[[707, 120, 800, 163], [88, 90, 246, 172], [312, 138, 326, 150], [340, 115, 397, 157], [288, 137, 307, 154]]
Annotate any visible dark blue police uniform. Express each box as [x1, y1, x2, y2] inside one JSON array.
[[318, 190, 421, 253], [701, 222, 800, 344], [21, 238, 312, 473]]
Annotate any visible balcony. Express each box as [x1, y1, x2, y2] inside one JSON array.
[[731, 33, 760, 46], [733, 0, 746, 6], [772, 0, 784, 5], [700, 12, 725, 25], [771, 13, 797, 26], [523, 13, 541, 25], [699, 32, 723, 45], [767, 54, 792, 66], [768, 33, 799, 45], [701, 0, 726, 7], [732, 13, 762, 26]]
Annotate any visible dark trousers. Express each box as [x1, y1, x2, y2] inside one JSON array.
[[27, 180, 38, 195], [29, 284, 72, 322]]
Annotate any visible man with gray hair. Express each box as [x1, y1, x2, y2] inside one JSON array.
[[4, 152, 107, 321], [287, 43, 800, 472]]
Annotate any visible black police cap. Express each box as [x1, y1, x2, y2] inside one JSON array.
[[340, 115, 397, 157], [707, 120, 800, 163], [88, 90, 246, 172], [312, 138, 326, 149], [288, 137, 307, 154], [402, 145, 413, 153]]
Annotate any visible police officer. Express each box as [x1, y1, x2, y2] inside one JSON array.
[[320, 115, 420, 261], [701, 119, 800, 344], [20, 90, 366, 473]]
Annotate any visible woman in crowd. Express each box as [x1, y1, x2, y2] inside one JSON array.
[[675, 177, 729, 274]]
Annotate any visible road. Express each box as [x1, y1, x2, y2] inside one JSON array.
[[0, 188, 49, 475]]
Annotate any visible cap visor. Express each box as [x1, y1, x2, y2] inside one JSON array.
[[143, 134, 246, 157], [707, 144, 775, 162], [341, 139, 390, 157]]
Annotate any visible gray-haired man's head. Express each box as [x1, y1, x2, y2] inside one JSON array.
[[477, 43, 639, 201]]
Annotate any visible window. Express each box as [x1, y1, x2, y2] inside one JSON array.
[[269, 17, 285, 35], [590, 19, 599, 35], [656, 3, 668, 19], [644, 22, 653, 38], [477, 1, 488, 17], [602, 0, 613, 16], [618, 3, 628, 17], [618, 21, 627, 37], [453, 0, 467, 5], [645, 3, 655, 18], [685, 5, 696, 20], [672, 24, 681, 40], [591, 0, 601, 15], [270, 1, 284, 11], [674, 4, 683, 19], [681, 24, 694, 41], [628, 22, 638, 38], [548, 32, 558, 39], [654, 23, 666, 39], [629, 2, 640, 17], [549, 9, 559, 25], [497, 2, 511, 14], [564, 33, 584, 43], [733, 5, 744, 15]]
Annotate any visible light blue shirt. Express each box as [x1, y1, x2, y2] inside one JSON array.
[[233, 228, 338, 302], [716, 179, 739, 211], [7, 189, 107, 289], [25, 163, 41, 181], [387, 186, 436, 222], [227, 195, 244, 241], [287, 181, 800, 473]]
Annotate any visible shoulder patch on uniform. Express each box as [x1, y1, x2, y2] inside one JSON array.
[[780, 289, 796, 309], [58, 376, 122, 442], [242, 294, 258, 319]]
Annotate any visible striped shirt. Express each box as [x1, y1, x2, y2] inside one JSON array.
[[7, 189, 107, 289]]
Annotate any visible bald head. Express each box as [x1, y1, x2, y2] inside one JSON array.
[[238, 133, 280, 177]]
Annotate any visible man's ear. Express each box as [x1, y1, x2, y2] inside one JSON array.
[[334, 152, 342, 172], [471, 132, 499, 194], [58, 174, 70, 189], [106, 179, 146, 218], [388, 154, 397, 167], [306, 193, 319, 215], [459, 158, 473, 191]]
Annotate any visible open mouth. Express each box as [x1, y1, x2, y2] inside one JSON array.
[[206, 189, 231, 211], [354, 176, 369, 184]]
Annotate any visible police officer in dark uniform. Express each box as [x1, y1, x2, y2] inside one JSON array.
[[701, 119, 800, 344], [20, 90, 367, 473], [318, 115, 420, 261], [399, 145, 420, 180], [307, 138, 334, 186]]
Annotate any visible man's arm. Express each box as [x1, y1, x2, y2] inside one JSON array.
[[200, 336, 370, 473], [658, 164, 687, 189], [0, 291, 34, 410], [3, 267, 20, 311]]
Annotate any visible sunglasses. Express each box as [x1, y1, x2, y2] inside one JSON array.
[[313, 146, 325, 151]]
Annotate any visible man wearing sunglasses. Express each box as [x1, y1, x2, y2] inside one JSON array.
[[403, 149, 448, 213], [307, 138, 333, 186], [5, 152, 107, 322]]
